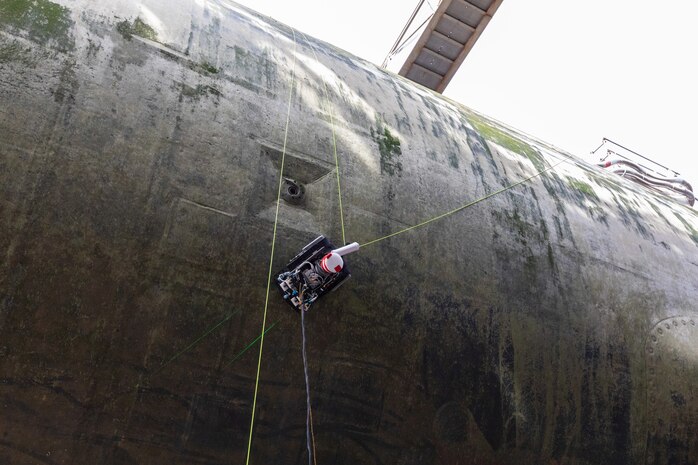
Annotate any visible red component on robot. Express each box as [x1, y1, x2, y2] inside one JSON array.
[[319, 252, 344, 273]]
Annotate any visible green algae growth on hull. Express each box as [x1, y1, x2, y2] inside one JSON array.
[[0, 0, 74, 51]]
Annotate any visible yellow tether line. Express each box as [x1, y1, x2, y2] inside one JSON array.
[[244, 28, 297, 465], [299, 31, 346, 244], [361, 155, 574, 248]]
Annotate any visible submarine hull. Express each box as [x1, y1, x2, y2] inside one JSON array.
[[1, 1, 698, 464]]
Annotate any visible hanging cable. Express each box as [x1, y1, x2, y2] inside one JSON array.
[[244, 27, 298, 465], [309, 406, 318, 465], [381, 0, 428, 68], [391, 14, 434, 57], [300, 295, 313, 465], [361, 154, 575, 248]]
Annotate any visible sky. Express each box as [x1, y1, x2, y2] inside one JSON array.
[[233, 0, 698, 187]]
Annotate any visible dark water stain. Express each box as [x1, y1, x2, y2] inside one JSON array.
[[394, 113, 412, 135], [176, 82, 222, 100], [230, 45, 278, 92], [609, 193, 653, 240], [464, 125, 511, 199], [0, 38, 35, 65], [417, 110, 428, 132], [447, 151, 459, 169], [51, 58, 78, 103], [431, 120, 445, 137], [470, 160, 488, 192], [671, 211, 698, 246]]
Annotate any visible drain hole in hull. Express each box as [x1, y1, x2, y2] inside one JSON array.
[[282, 178, 305, 204]]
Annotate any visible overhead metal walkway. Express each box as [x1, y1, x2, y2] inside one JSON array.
[[399, 0, 504, 93]]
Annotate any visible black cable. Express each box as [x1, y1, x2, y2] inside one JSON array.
[[299, 288, 313, 465], [392, 14, 434, 56], [381, 0, 427, 68]]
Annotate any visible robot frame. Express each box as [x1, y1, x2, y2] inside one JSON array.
[[276, 236, 359, 311]]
